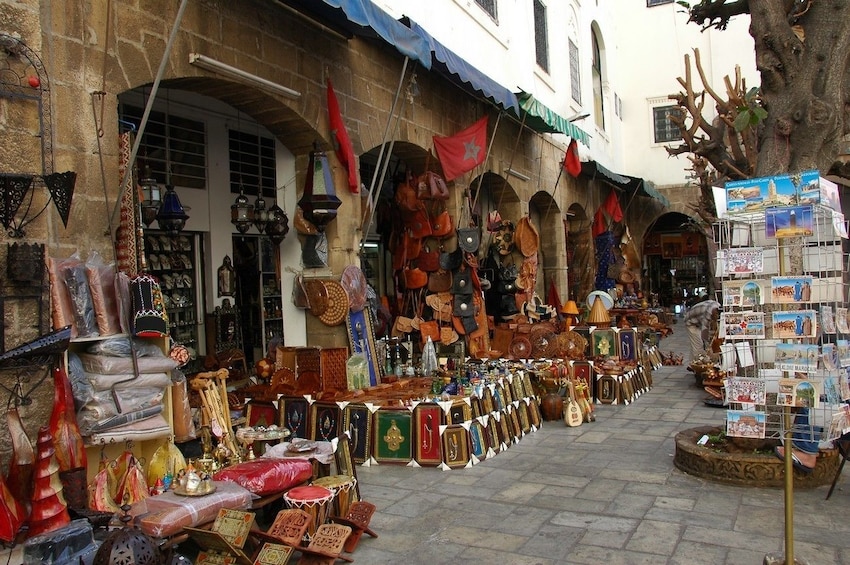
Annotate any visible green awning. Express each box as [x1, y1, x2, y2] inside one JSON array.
[[514, 91, 591, 147], [640, 179, 671, 208], [581, 161, 670, 208]]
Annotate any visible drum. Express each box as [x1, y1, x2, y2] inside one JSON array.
[[312, 475, 358, 518], [283, 485, 334, 539]]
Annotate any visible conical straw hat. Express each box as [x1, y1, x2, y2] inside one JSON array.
[[587, 296, 611, 326]]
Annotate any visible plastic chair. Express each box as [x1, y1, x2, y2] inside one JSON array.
[[826, 433, 850, 500]]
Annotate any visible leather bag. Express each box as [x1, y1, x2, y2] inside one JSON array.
[[394, 173, 420, 212], [405, 207, 433, 239], [439, 246, 463, 271], [428, 269, 452, 293], [403, 267, 428, 290], [417, 171, 450, 200], [451, 266, 474, 295], [457, 227, 480, 253], [430, 209, 453, 238], [417, 244, 440, 272], [419, 319, 441, 345]]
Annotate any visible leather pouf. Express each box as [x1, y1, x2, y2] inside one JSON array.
[[541, 393, 564, 421]]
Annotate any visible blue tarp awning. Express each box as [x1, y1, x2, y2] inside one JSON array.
[[514, 91, 591, 147], [405, 20, 518, 112], [277, 0, 432, 69]]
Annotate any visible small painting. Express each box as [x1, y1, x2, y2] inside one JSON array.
[[771, 276, 813, 304], [373, 409, 412, 464], [413, 403, 443, 466], [765, 205, 814, 238], [771, 310, 817, 339], [441, 425, 470, 469], [279, 396, 309, 439], [342, 403, 372, 464], [469, 420, 488, 461]]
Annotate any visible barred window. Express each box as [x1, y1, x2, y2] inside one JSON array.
[[569, 39, 581, 104], [228, 129, 277, 198], [647, 0, 674, 6], [653, 105, 683, 143], [474, 0, 497, 21], [119, 104, 207, 189], [533, 0, 549, 72]]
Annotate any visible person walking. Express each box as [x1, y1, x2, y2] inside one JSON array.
[[685, 299, 721, 362]]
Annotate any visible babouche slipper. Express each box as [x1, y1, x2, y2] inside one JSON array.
[[774, 446, 814, 474]]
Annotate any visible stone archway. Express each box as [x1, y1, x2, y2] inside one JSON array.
[[642, 211, 713, 308], [529, 190, 564, 303]]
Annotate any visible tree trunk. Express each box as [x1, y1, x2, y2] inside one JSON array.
[[748, 1, 850, 177]]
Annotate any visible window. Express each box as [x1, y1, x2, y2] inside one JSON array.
[[474, 0, 497, 21], [533, 0, 549, 73], [653, 105, 683, 143], [119, 104, 207, 189], [647, 0, 674, 6], [569, 39, 581, 104], [229, 129, 277, 197], [591, 30, 605, 130]]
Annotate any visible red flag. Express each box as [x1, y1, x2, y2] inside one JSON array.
[[327, 79, 358, 193], [432, 116, 488, 181], [592, 191, 624, 236], [563, 139, 581, 177]]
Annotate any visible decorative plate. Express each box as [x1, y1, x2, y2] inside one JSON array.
[[340, 265, 368, 312], [172, 483, 217, 497], [304, 279, 329, 317], [319, 280, 350, 326], [508, 336, 532, 360]]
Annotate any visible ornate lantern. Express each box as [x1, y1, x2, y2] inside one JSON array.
[[253, 192, 268, 233], [297, 149, 341, 232], [156, 184, 189, 235], [266, 203, 289, 246], [138, 167, 161, 228], [230, 189, 254, 234]]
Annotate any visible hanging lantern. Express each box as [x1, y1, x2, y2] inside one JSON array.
[[156, 184, 189, 235], [230, 189, 254, 234], [253, 192, 268, 233], [138, 167, 161, 228], [266, 204, 289, 246], [297, 149, 341, 232]]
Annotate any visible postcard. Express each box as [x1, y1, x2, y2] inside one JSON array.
[[821, 305, 837, 334], [721, 311, 765, 339], [765, 205, 814, 238], [775, 343, 819, 373], [838, 340, 850, 367], [724, 247, 764, 274], [841, 368, 850, 400], [777, 378, 820, 408], [822, 343, 839, 371], [726, 409, 767, 439], [823, 376, 841, 405], [771, 310, 817, 339], [770, 276, 814, 304], [837, 308, 850, 333], [722, 280, 763, 307], [724, 377, 767, 405]]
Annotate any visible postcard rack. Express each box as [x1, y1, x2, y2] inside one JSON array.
[[714, 191, 849, 443]]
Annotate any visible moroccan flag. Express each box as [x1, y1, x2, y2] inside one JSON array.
[[563, 139, 581, 177], [433, 116, 488, 181], [592, 190, 624, 236], [327, 79, 358, 193]]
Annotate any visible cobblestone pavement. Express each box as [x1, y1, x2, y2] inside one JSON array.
[[350, 326, 850, 564]]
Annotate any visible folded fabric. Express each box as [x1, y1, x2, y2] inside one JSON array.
[[79, 370, 171, 392], [78, 352, 176, 376], [132, 481, 253, 538], [76, 386, 166, 433], [86, 413, 170, 445], [213, 458, 313, 496]]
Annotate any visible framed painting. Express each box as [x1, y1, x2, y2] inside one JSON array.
[[342, 403, 372, 464], [310, 402, 342, 443], [482, 387, 496, 415], [492, 384, 505, 412], [449, 399, 472, 425], [527, 397, 542, 429], [470, 395, 483, 419], [441, 425, 470, 469], [510, 374, 526, 400], [518, 402, 531, 434], [469, 420, 487, 461], [413, 403, 443, 466], [522, 372, 535, 399], [373, 409, 412, 464], [508, 406, 522, 440], [278, 396, 309, 439], [591, 329, 616, 358], [597, 374, 618, 405], [245, 401, 277, 428], [572, 361, 595, 401], [501, 380, 515, 405], [346, 307, 383, 386], [661, 234, 683, 259], [497, 413, 511, 447], [617, 328, 637, 362], [486, 414, 501, 455], [333, 433, 361, 500]]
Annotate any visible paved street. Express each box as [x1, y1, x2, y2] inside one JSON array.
[[351, 327, 850, 564]]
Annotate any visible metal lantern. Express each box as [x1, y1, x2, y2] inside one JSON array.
[[297, 149, 341, 232], [138, 167, 161, 228], [156, 184, 189, 235], [93, 504, 162, 565], [230, 189, 254, 234], [266, 203, 289, 246], [253, 192, 268, 233]]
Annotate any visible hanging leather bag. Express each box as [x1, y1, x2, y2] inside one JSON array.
[[456, 191, 480, 253], [428, 269, 452, 293], [394, 172, 421, 212]]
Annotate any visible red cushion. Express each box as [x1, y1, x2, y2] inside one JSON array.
[[213, 458, 312, 496]]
